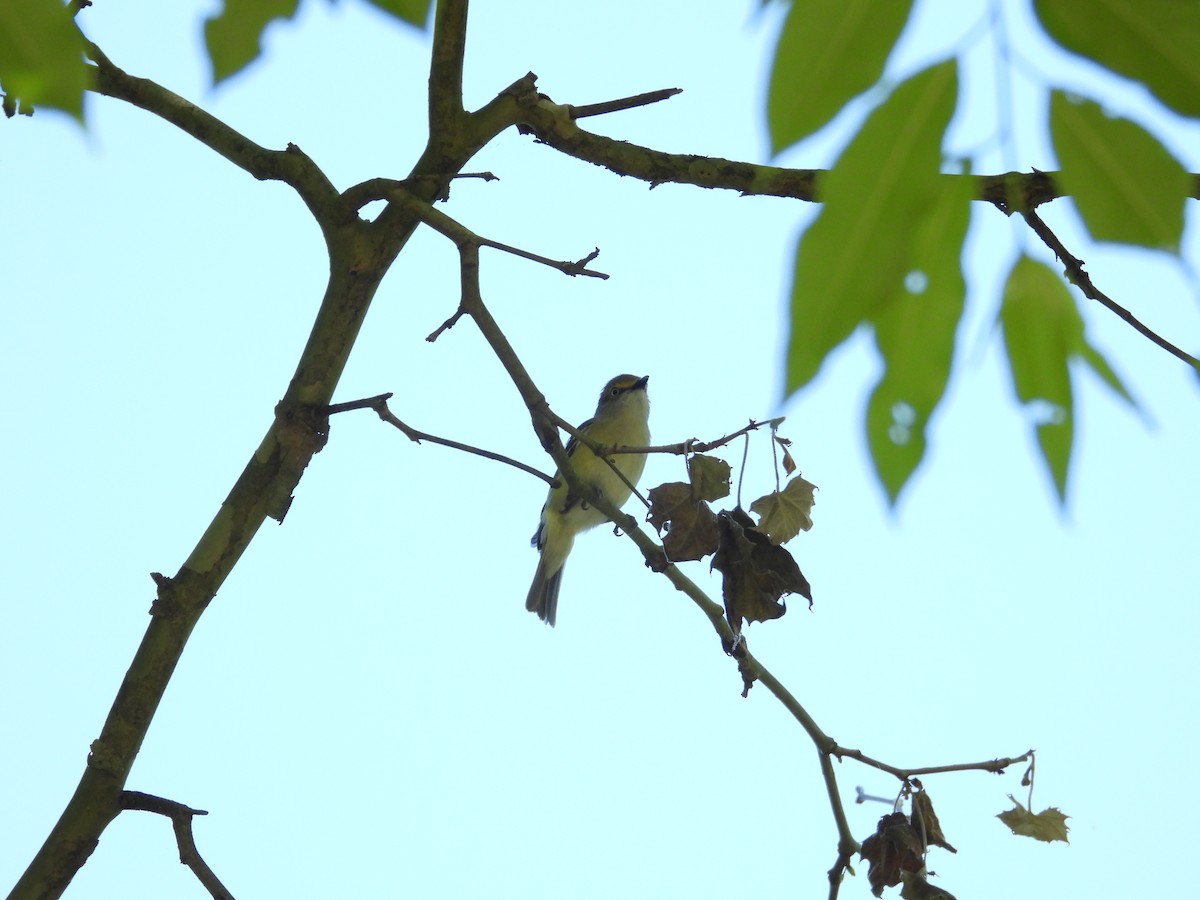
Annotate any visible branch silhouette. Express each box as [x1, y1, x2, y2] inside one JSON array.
[[119, 793, 232, 900]]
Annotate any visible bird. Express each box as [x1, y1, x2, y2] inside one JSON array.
[[526, 374, 651, 626]]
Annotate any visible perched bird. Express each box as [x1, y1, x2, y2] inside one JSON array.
[[526, 374, 651, 626]]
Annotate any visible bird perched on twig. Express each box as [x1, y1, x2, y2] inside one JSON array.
[[526, 374, 651, 626]]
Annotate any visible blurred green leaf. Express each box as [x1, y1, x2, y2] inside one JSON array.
[[363, 0, 432, 27], [1001, 256, 1140, 502], [784, 59, 957, 394], [0, 0, 88, 121], [1077, 343, 1137, 409], [1001, 258, 1077, 502], [768, 0, 915, 152], [1035, 0, 1200, 118], [1051, 91, 1190, 250], [866, 172, 973, 504], [205, 0, 301, 85]]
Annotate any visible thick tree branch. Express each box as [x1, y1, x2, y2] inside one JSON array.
[[12, 11, 514, 895], [516, 90, 1200, 209], [85, 44, 344, 229], [428, 0, 468, 131]]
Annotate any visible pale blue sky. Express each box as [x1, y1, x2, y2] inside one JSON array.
[[3, 2, 1198, 898]]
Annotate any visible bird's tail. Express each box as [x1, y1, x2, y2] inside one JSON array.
[[525, 555, 565, 627]]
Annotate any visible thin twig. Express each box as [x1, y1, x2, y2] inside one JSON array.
[[1022, 210, 1200, 369], [855, 786, 894, 805], [569, 88, 683, 119], [331, 392, 556, 486], [386, 187, 610, 279], [427, 305, 466, 342], [831, 745, 1034, 779], [327, 392, 394, 414], [478, 237, 607, 279], [343, 173, 498, 212], [546, 410, 651, 509], [633, 418, 786, 456], [120, 792, 233, 900], [85, 42, 343, 225]]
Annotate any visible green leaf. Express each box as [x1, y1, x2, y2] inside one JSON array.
[[1050, 91, 1190, 250], [996, 796, 1070, 843], [1001, 257, 1078, 502], [767, 0, 915, 151], [362, 0, 433, 27], [1000, 256, 1139, 502], [784, 59, 957, 394], [204, 0, 301, 85], [0, 0, 89, 120], [1078, 343, 1138, 409], [1035, 0, 1200, 118], [866, 171, 973, 503]]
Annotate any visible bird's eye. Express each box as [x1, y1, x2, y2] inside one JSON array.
[[609, 385, 622, 397]]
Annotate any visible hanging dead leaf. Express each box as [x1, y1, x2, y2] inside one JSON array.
[[996, 796, 1070, 843], [749, 475, 818, 544], [647, 482, 719, 561], [912, 790, 956, 853], [900, 872, 957, 900], [774, 434, 797, 475], [712, 508, 811, 632], [860, 812, 924, 897], [687, 453, 731, 502]]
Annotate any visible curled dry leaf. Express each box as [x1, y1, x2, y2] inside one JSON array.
[[712, 507, 811, 632], [646, 482, 719, 561], [912, 790, 956, 853], [860, 812, 925, 897]]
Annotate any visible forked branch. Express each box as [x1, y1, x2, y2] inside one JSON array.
[[119, 792, 232, 900]]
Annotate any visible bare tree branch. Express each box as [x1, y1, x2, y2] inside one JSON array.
[[329, 392, 557, 486], [119, 792, 233, 900], [1022, 210, 1200, 370], [569, 88, 682, 119], [85, 44, 344, 228]]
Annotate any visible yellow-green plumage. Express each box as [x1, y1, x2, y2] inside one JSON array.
[[526, 374, 651, 626]]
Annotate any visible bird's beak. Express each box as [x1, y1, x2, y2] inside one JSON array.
[[634, 375, 649, 390]]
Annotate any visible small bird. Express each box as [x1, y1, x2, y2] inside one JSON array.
[[526, 374, 651, 626]]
